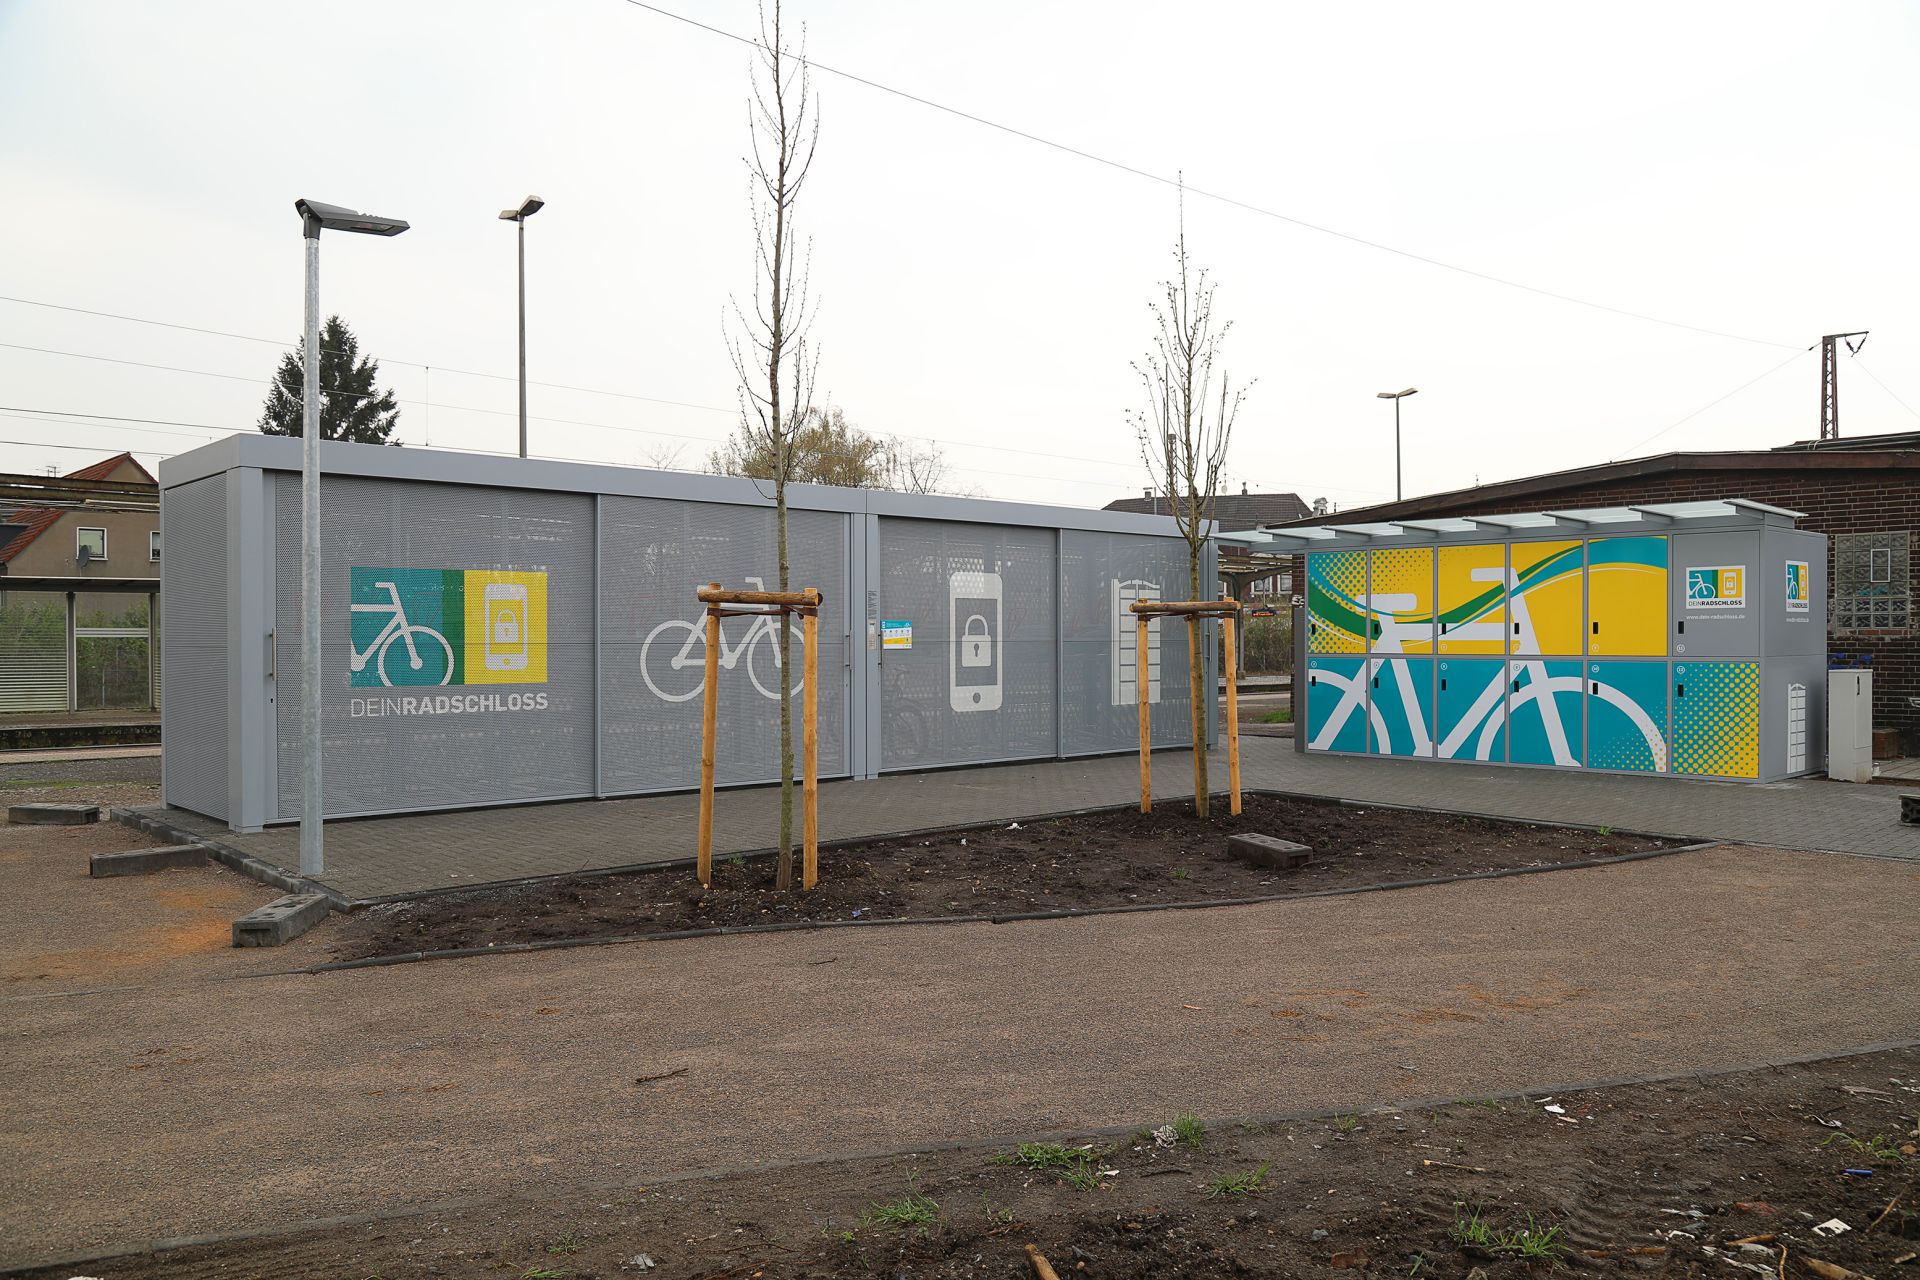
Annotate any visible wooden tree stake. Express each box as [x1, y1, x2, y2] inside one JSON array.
[[697, 582, 722, 888], [1137, 614, 1152, 814], [802, 588, 820, 890], [1223, 603, 1241, 815], [1129, 597, 1241, 818]]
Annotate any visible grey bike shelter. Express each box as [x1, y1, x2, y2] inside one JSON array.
[[159, 436, 1216, 830]]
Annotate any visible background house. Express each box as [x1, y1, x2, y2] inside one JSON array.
[[0, 453, 161, 714], [1103, 486, 1311, 598]]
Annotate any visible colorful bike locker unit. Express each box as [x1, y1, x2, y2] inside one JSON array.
[[1270, 500, 1826, 782]]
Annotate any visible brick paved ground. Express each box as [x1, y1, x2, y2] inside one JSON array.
[[127, 739, 1917, 902]]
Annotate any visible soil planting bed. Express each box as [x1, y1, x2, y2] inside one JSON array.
[[39, 1045, 1920, 1279], [323, 794, 1684, 962]]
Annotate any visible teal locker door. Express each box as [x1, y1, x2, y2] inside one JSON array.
[[1367, 657, 1434, 757], [1507, 660, 1583, 767], [1304, 656, 1368, 754], [1434, 658, 1507, 762], [1585, 660, 1668, 773]]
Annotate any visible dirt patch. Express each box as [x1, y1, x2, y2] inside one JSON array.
[[324, 795, 1683, 962], [32, 1045, 1918, 1280]]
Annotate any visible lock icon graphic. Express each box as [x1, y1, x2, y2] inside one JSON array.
[[960, 613, 991, 667], [493, 608, 521, 645]]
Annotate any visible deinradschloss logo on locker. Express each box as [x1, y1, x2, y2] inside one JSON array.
[[345, 566, 551, 718]]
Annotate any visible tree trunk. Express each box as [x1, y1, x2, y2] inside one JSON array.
[[1187, 541, 1209, 817], [776, 481, 794, 889]]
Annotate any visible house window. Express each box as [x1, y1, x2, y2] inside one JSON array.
[[1833, 531, 1910, 634], [150, 530, 160, 562], [76, 527, 107, 562]]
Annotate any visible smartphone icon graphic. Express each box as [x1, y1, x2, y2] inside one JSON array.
[[483, 582, 530, 671], [950, 569, 1003, 713]]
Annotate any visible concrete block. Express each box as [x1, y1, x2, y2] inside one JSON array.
[[7, 802, 101, 826], [89, 844, 207, 878], [233, 893, 331, 948], [1227, 832, 1313, 870], [1901, 794, 1920, 827]]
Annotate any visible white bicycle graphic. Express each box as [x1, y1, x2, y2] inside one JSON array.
[[348, 580, 455, 687], [640, 577, 805, 703]]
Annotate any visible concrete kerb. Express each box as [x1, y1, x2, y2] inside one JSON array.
[[305, 840, 1721, 975], [110, 808, 348, 909], [8, 1034, 1915, 1280]]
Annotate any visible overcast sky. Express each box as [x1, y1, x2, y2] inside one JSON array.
[[2, 0, 1916, 511]]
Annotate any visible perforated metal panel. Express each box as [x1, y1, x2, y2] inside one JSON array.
[[160, 475, 228, 818], [1060, 530, 1196, 755], [598, 496, 849, 793], [877, 518, 1056, 771], [273, 474, 595, 818]]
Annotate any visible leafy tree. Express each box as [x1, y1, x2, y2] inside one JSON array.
[[708, 406, 960, 494], [258, 315, 401, 444]]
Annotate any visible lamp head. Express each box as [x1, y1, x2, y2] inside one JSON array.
[[1376, 387, 1419, 400], [295, 198, 409, 238], [499, 195, 545, 222]]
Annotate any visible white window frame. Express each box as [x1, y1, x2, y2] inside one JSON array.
[[75, 526, 107, 562], [149, 530, 160, 562]]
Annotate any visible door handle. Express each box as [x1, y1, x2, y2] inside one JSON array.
[[1591, 621, 1599, 634], [1677, 620, 1685, 635], [1676, 683, 1685, 698], [1440, 677, 1447, 691]]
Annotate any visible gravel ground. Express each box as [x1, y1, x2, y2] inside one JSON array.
[[2, 844, 1916, 1267], [0, 820, 319, 995]]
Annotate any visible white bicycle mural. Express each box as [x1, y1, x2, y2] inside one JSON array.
[[348, 580, 455, 687], [1309, 564, 1667, 768], [640, 577, 805, 703]]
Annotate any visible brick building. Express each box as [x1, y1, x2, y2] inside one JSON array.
[[1274, 430, 1920, 748]]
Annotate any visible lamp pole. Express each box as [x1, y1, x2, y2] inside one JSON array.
[[293, 199, 409, 878], [1376, 387, 1418, 501], [499, 196, 545, 458]]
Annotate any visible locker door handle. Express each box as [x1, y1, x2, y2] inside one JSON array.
[[1512, 679, 1520, 692], [1592, 621, 1599, 634], [1440, 677, 1447, 691], [1677, 620, 1685, 635], [1309, 675, 1317, 687], [1676, 683, 1685, 698], [1513, 621, 1520, 635], [1590, 682, 1598, 694], [1440, 621, 1449, 634], [1372, 676, 1379, 689]]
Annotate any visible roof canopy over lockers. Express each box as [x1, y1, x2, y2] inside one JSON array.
[[158, 435, 1213, 831], [1269, 501, 1827, 782]]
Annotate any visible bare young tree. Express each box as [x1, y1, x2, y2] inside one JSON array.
[[882, 436, 960, 495], [640, 441, 687, 472], [1128, 189, 1249, 818], [725, 0, 819, 891]]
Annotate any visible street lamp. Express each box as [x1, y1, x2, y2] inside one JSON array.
[[1375, 387, 1418, 501], [498, 195, 545, 458], [293, 198, 409, 878]]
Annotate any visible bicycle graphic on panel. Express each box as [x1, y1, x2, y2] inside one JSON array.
[[641, 577, 806, 703], [1307, 565, 1665, 769], [349, 579, 455, 687]]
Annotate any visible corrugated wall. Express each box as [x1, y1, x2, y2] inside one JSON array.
[[159, 474, 227, 817]]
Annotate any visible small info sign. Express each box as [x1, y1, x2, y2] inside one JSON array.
[[881, 619, 913, 650]]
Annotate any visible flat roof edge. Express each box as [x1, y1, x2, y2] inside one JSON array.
[[158, 435, 1188, 538]]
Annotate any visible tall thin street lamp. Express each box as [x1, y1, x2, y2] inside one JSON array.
[[1376, 387, 1418, 501], [293, 198, 409, 878], [499, 195, 545, 458]]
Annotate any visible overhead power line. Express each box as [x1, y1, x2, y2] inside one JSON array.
[[618, 0, 1800, 353], [1624, 348, 1810, 454]]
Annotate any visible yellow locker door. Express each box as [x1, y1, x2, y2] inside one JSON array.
[[1367, 547, 1434, 653], [1436, 544, 1507, 654], [1509, 540, 1584, 656], [1587, 536, 1668, 657]]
